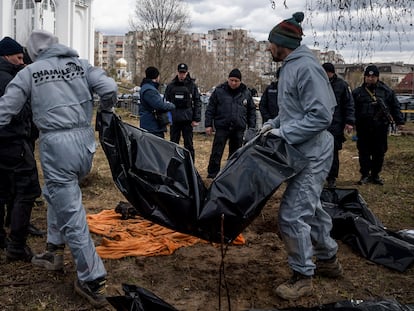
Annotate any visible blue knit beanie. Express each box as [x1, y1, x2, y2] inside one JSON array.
[[268, 12, 304, 49]]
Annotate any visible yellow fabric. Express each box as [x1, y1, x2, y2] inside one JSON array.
[[87, 209, 245, 259]]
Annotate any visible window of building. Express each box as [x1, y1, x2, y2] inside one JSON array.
[[26, 0, 34, 9]]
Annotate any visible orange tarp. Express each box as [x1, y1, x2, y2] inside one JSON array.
[[87, 209, 245, 259]]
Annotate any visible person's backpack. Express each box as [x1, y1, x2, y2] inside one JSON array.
[[171, 84, 192, 109]]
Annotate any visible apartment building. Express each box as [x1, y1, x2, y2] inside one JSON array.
[[96, 28, 414, 94]]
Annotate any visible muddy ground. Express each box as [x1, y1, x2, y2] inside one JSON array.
[[0, 116, 413, 311]]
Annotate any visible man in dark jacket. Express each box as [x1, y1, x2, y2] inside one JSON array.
[[352, 64, 404, 185], [0, 36, 41, 258], [139, 66, 175, 138], [205, 68, 256, 178], [259, 81, 279, 122], [322, 63, 355, 188], [164, 63, 201, 160], [259, 68, 280, 123]]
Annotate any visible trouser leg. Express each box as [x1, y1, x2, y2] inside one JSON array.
[[182, 123, 195, 160], [356, 129, 373, 176], [207, 129, 228, 176], [40, 129, 106, 282], [371, 125, 388, 177], [227, 130, 244, 158], [0, 172, 10, 243], [327, 135, 342, 180], [45, 180, 106, 281], [278, 134, 337, 276], [170, 124, 181, 144], [7, 142, 40, 246]]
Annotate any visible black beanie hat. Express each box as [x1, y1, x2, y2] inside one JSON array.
[[268, 12, 304, 49], [228, 68, 242, 80], [364, 65, 379, 77], [0, 36, 24, 56], [322, 62, 335, 73], [145, 66, 160, 79]]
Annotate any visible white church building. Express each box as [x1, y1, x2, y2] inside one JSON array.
[[0, 0, 94, 61]]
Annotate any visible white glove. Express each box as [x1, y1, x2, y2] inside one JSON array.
[[264, 128, 281, 137], [259, 124, 273, 135]]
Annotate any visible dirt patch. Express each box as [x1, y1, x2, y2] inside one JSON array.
[[0, 116, 413, 311]]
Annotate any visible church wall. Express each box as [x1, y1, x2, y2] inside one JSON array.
[[0, 0, 94, 62]]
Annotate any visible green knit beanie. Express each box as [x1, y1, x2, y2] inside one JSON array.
[[268, 12, 304, 49]]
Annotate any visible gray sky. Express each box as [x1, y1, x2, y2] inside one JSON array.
[[92, 0, 414, 64]]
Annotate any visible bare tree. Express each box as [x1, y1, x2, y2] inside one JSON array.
[[184, 48, 223, 93], [270, 1, 414, 62], [130, 0, 190, 82]]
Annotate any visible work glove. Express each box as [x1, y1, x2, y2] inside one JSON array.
[[264, 128, 281, 137], [259, 123, 273, 135]]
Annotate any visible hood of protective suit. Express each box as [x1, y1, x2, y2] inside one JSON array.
[[26, 29, 59, 61]]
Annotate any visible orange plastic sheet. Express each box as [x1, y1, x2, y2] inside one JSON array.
[[87, 209, 245, 259]]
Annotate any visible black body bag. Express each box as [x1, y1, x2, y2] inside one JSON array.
[[97, 112, 308, 243]]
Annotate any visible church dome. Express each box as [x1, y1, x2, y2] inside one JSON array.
[[116, 58, 127, 67]]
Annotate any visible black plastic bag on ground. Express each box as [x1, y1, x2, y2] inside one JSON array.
[[107, 284, 178, 311], [321, 188, 414, 272]]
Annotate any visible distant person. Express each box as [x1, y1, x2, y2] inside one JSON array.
[[259, 68, 280, 122], [0, 30, 118, 308], [139, 66, 175, 138], [164, 63, 202, 159], [352, 64, 404, 185], [0, 36, 41, 258], [204, 68, 256, 178], [261, 12, 343, 300], [322, 62, 355, 188], [249, 87, 258, 97]]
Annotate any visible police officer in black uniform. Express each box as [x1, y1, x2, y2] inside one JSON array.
[[0, 37, 41, 259], [205, 68, 256, 178], [352, 64, 404, 185], [164, 63, 202, 160], [259, 81, 279, 123], [322, 63, 355, 188], [259, 68, 280, 123]]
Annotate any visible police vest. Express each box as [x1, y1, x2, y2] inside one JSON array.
[[172, 85, 192, 109]]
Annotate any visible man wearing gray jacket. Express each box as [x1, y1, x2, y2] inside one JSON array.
[[0, 30, 117, 308], [260, 12, 343, 300]]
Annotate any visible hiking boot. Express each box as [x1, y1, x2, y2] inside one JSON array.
[[357, 175, 371, 185], [316, 255, 344, 278], [74, 277, 108, 308], [6, 244, 33, 262], [371, 175, 384, 185], [32, 243, 64, 271], [274, 271, 313, 300], [326, 178, 336, 188]]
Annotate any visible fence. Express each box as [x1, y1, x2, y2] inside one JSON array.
[[102, 98, 263, 132]]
